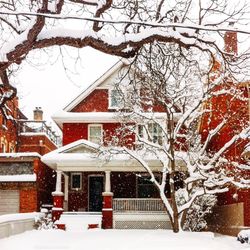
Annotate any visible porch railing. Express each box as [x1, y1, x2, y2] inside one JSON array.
[[113, 198, 167, 212]]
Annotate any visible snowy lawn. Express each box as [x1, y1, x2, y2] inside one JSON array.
[[0, 229, 249, 250]]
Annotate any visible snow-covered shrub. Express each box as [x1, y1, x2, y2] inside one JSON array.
[[183, 194, 217, 231], [237, 230, 250, 244], [175, 189, 217, 231], [34, 209, 55, 230]]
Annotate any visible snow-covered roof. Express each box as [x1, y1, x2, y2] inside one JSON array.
[[0, 174, 36, 182], [63, 59, 129, 112], [42, 139, 187, 172], [0, 212, 42, 224], [0, 152, 41, 159], [52, 111, 170, 128]]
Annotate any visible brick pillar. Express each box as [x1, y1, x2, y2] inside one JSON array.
[[102, 192, 113, 229], [52, 170, 64, 222], [52, 192, 64, 222]]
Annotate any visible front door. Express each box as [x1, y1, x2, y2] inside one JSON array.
[[89, 176, 104, 211]]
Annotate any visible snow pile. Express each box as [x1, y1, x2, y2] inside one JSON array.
[[56, 212, 102, 231], [0, 212, 43, 224], [0, 174, 36, 182], [0, 152, 41, 158], [237, 229, 250, 244], [0, 229, 244, 250]]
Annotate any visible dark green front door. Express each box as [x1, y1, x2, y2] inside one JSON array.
[[89, 176, 104, 211]]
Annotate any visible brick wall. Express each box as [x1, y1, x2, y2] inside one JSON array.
[[18, 134, 57, 155], [72, 89, 109, 112], [20, 189, 38, 213]]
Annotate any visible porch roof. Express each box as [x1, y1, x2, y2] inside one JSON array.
[[41, 139, 187, 172]]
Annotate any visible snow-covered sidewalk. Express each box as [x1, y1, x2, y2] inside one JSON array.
[[0, 229, 247, 250]]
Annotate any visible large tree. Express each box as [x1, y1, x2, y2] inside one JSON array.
[[100, 42, 250, 232], [1, 0, 250, 116]]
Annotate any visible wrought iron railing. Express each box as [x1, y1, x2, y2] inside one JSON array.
[[18, 120, 61, 146]]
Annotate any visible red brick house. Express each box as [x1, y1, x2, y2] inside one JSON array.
[[42, 60, 177, 229], [0, 97, 59, 214], [42, 31, 249, 232]]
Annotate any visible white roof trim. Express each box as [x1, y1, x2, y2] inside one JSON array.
[[52, 111, 172, 129], [42, 139, 100, 161], [0, 174, 37, 182], [42, 139, 187, 172], [63, 59, 129, 112]]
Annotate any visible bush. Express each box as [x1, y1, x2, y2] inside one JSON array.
[[183, 194, 217, 231], [175, 189, 217, 232], [34, 209, 55, 230]]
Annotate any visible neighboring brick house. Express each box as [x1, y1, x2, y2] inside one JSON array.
[[199, 31, 250, 235], [0, 99, 59, 214]]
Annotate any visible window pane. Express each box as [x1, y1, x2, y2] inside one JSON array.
[[145, 123, 163, 145], [89, 126, 102, 144], [72, 174, 81, 189], [110, 89, 122, 108]]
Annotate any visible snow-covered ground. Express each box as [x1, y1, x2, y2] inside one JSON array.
[[0, 229, 248, 250]]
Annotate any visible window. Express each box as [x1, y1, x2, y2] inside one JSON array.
[[88, 124, 102, 144], [71, 173, 82, 190], [138, 123, 163, 145], [137, 175, 159, 198], [109, 89, 123, 109]]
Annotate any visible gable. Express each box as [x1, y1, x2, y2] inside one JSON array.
[[63, 144, 97, 154], [49, 139, 99, 155], [64, 59, 130, 112], [72, 89, 108, 112]]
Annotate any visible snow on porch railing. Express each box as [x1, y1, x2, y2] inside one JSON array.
[[18, 120, 61, 146], [113, 198, 167, 212]]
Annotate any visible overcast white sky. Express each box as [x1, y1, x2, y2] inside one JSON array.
[[16, 47, 117, 129]]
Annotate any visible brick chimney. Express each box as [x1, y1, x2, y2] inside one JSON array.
[[224, 22, 238, 55], [33, 107, 43, 121]]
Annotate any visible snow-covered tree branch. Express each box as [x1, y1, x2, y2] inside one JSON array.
[[0, 0, 249, 118], [99, 40, 250, 232]]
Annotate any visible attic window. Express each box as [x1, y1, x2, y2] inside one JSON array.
[[109, 89, 123, 109], [88, 124, 102, 144]]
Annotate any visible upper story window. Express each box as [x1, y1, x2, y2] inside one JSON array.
[[109, 89, 123, 109], [88, 124, 102, 144], [138, 123, 163, 145]]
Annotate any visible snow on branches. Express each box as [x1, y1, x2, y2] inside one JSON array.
[[98, 41, 250, 232]]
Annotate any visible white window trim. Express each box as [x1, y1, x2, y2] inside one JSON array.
[[136, 122, 165, 145], [71, 173, 82, 191], [108, 88, 122, 109], [88, 124, 103, 144]]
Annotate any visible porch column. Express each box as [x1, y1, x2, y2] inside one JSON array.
[[102, 171, 113, 229], [52, 170, 64, 222], [63, 173, 69, 211]]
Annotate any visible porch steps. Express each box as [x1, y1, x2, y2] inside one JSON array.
[[55, 212, 102, 231], [113, 212, 171, 230]]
